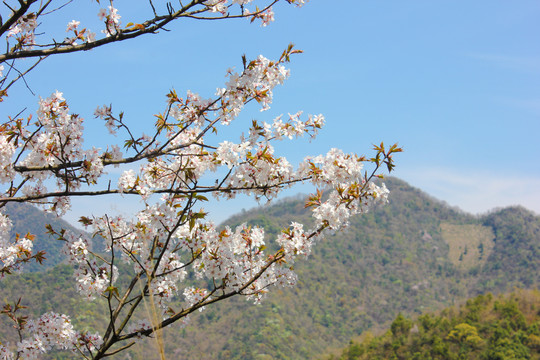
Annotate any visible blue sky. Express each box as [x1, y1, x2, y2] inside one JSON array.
[[3, 0, 540, 224]]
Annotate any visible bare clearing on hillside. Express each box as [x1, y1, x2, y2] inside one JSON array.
[[441, 223, 495, 270]]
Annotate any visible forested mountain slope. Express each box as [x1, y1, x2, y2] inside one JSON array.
[[327, 289, 540, 360], [169, 178, 538, 359], [0, 178, 538, 359]]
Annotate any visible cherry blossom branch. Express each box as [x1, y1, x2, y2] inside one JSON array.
[[115, 250, 286, 344], [0, 0, 36, 38], [0, 11, 401, 356], [0, 177, 310, 203], [0, 0, 283, 62]]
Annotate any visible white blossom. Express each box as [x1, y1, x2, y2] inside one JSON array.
[[118, 169, 137, 193], [66, 20, 80, 32], [259, 7, 275, 27], [0, 344, 14, 360], [0, 135, 15, 183]]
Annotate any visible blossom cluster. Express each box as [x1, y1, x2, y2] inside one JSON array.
[[61, 230, 118, 300], [6, 13, 38, 49], [183, 287, 211, 311], [98, 6, 122, 36], [1, 312, 103, 359], [2, 90, 122, 216], [126, 319, 153, 341], [204, 0, 229, 14], [0, 135, 15, 184], [222, 54, 290, 116], [0, 235, 33, 270], [203, 0, 305, 26], [64, 19, 96, 45], [0, 213, 36, 275]]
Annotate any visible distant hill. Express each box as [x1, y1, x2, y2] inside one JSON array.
[[0, 178, 538, 359], [325, 289, 540, 360]]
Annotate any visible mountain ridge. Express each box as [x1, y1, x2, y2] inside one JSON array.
[[0, 177, 538, 359]]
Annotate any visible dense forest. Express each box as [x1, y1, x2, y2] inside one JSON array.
[[328, 290, 540, 360], [1, 178, 538, 359]]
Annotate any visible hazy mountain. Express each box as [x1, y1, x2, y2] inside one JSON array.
[[0, 178, 538, 359]]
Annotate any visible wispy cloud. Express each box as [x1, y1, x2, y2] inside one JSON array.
[[395, 167, 540, 215]]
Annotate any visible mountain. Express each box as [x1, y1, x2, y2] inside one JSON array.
[[166, 178, 539, 359], [0, 178, 538, 359], [326, 289, 540, 360]]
